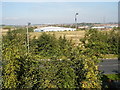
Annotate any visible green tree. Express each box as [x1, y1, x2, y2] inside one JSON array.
[[67, 45, 102, 88], [33, 33, 60, 58], [80, 29, 118, 55], [58, 35, 73, 58], [2, 30, 27, 88]]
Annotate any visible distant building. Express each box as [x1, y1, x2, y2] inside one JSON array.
[[34, 26, 76, 32], [91, 26, 105, 29], [78, 26, 89, 29], [91, 25, 118, 30]]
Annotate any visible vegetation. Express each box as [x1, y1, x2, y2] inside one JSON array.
[[2, 26, 13, 30], [101, 54, 118, 59], [1, 27, 119, 89], [101, 74, 120, 88], [80, 29, 119, 56], [105, 74, 120, 80]]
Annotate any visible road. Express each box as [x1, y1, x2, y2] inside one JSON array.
[[99, 59, 119, 74]]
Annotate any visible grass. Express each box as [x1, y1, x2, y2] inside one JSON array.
[[102, 74, 120, 83], [29, 31, 85, 44], [102, 74, 120, 88], [101, 54, 118, 59], [105, 74, 120, 80]]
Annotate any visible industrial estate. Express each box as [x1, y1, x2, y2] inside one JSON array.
[[1, 1, 120, 89]]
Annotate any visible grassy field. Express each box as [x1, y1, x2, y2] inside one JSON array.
[[105, 74, 120, 80], [2, 29, 85, 44], [101, 54, 118, 59], [29, 31, 85, 44]]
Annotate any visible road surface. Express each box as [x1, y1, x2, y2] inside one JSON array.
[[99, 59, 119, 74]]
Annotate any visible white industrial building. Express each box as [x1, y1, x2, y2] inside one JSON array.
[[34, 26, 76, 32], [91, 26, 105, 29], [91, 25, 118, 29]]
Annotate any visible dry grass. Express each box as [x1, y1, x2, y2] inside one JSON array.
[[29, 31, 85, 44], [1, 29, 9, 35], [2, 29, 85, 44]]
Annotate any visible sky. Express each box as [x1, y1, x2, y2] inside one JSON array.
[[1, 0, 120, 2], [1, 1, 118, 25]]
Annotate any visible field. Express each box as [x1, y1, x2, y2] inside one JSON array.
[[29, 31, 85, 44]]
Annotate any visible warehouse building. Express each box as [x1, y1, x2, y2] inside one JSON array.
[[34, 26, 76, 32]]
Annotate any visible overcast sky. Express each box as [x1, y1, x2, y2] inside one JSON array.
[[1, 1, 118, 25]]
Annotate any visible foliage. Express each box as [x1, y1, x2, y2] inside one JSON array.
[[58, 35, 73, 58], [2, 29, 102, 89], [101, 74, 120, 88], [2, 26, 13, 30], [28, 59, 77, 89], [2, 29, 27, 88], [31, 33, 73, 59], [80, 29, 119, 55], [80, 56, 102, 88], [32, 33, 60, 58], [105, 74, 120, 80], [70, 46, 102, 88]]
